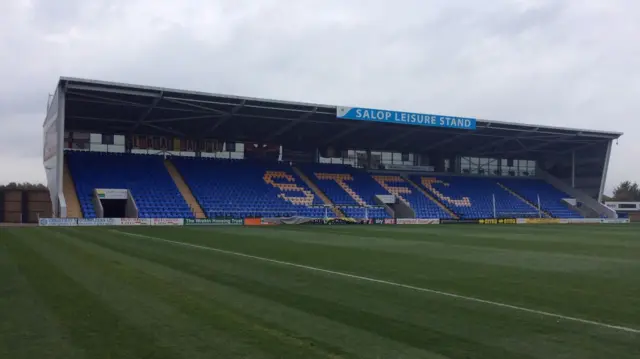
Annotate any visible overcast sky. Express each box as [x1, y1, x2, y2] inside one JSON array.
[[1, 0, 638, 193]]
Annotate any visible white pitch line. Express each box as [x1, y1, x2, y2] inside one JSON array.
[[110, 229, 640, 335]]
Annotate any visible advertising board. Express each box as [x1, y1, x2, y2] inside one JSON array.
[[184, 218, 243, 226], [336, 107, 476, 130], [244, 218, 263, 226], [478, 218, 517, 224], [441, 219, 479, 224], [602, 218, 630, 224], [523, 218, 561, 224], [396, 218, 439, 224], [38, 218, 78, 226], [77, 218, 122, 226], [151, 218, 183, 226], [516, 218, 630, 224], [565, 218, 630, 224], [121, 218, 151, 226]]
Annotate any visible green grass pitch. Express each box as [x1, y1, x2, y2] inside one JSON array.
[[1, 224, 639, 359]]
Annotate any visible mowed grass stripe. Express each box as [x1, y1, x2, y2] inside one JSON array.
[[4, 226, 639, 359], [98, 227, 638, 358], [58, 228, 440, 359], [45, 228, 348, 359], [0, 229, 181, 359], [0, 231, 85, 359], [112, 229, 640, 336], [66, 227, 483, 359], [87, 229, 549, 359], [174, 225, 640, 326], [264, 224, 640, 256]]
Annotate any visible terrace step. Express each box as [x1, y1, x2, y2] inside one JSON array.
[[292, 166, 344, 218], [404, 176, 459, 219], [496, 182, 552, 218], [165, 159, 206, 219], [62, 159, 83, 218]]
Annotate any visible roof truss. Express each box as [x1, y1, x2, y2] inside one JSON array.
[[58, 77, 621, 161]]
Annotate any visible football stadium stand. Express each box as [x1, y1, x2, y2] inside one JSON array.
[[372, 174, 454, 219], [291, 167, 345, 217], [411, 175, 551, 219], [42, 77, 623, 221], [498, 178, 582, 218], [164, 159, 206, 219], [171, 157, 329, 219], [297, 163, 391, 219], [67, 151, 194, 219]]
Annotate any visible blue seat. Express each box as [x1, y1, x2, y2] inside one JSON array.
[[67, 151, 579, 220], [172, 157, 327, 218], [409, 175, 581, 219], [66, 151, 194, 219], [297, 163, 393, 219], [498, 178, 583, 218]]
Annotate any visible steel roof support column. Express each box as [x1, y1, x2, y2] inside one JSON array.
[[129, 92, 164, 132], [321, 124, 365, 146], [202, 100, 247, 137], [598, 140, 613, 203], [264, 107, 318, 142], [378, 131, 415, 149], [571, 150, 576, 188]]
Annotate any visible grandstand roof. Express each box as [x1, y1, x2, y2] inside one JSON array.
[[57, 77, 622, 160]]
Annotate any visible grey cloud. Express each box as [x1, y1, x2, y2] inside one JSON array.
[[0, 0, 638, 191]]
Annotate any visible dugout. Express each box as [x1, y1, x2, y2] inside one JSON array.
[[43, 77, 623, 219]]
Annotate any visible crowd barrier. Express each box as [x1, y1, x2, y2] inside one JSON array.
[[37, 217, 630, 227]]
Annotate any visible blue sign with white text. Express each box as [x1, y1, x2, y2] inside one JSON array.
[[336, 106, 476, 130]]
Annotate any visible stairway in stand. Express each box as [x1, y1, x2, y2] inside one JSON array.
[[62, 160, 83, 218], [165, 159, 206, 219], [404, 176, 459, 219], [496, 182, 552, 218], [292, 166, 344, 217]]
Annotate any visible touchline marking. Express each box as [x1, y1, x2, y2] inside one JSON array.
[[110, 229, 640, 335]]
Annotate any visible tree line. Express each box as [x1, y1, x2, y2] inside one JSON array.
[[610, 181, 640, 201], [0, 182, 47, 191]]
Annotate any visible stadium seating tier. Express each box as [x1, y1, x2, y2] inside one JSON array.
[[498, 178, 582, 218], [172, 157, 329, 219], [66, 151, 583, 220], [297, 164, 391, 219], [66, 151, 194, 219], [410, 175, 541, 219], [372, 174, 452, 219]]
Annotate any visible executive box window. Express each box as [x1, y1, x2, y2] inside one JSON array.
[[618, 203, 638, 209]]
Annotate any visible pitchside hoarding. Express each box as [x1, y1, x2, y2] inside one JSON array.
[[184, 218, 243, 225]]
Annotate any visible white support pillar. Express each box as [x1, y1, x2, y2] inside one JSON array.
[[56, 86, 66, 217], [597, 140, 613, 203]]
